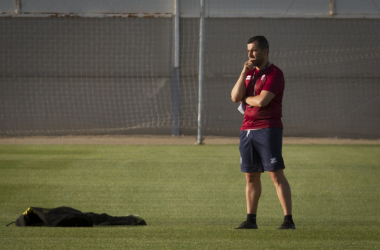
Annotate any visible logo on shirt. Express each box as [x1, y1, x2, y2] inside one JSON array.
[[246, 75, 252, 80], [261, 75, 266, 80]]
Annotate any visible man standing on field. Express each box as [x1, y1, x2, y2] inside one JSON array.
[[231, 36, 295, 229]]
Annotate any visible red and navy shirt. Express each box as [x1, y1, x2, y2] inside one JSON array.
[[241, 64, 285, 131]]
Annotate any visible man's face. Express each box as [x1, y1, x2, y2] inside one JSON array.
[[247, 41, 267, 67]]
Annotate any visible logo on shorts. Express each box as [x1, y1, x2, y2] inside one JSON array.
[[271, 158, 277, 164]]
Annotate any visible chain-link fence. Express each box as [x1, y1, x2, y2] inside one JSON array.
[[1, 1, 379, 139]]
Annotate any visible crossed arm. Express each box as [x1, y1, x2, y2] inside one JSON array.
[[231, 70, 275, 108]]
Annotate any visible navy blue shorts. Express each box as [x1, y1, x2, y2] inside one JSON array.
[[239, 127, 285, 173]]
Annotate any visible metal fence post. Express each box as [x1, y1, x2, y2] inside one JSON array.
[[171, 0, 180, 136], [197, 0, 205, 145]]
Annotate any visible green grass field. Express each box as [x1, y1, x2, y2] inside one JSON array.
[[0, 144, 379, 249]]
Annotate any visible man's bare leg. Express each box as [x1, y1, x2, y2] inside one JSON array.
[[236, 172, 262, 229], [269, 169, 295, 229], [246, 172, 262, 214]]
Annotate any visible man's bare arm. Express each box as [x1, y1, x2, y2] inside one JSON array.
[[231, 72, 247, 103], [244, 90, 275, 108], [231, 60, 255, 103]]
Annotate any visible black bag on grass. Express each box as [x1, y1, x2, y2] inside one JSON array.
[[8, 206, 147, 227]]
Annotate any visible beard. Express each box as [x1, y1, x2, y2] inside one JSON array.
[[250, 57, 264, 67]]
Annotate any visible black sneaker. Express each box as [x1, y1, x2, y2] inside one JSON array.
[[235, 221, 258, 229], [278, 220, 296, 229]]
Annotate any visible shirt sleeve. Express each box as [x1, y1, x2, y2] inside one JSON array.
[[245, 70, 255, 88]]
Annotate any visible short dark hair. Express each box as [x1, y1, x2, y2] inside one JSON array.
[[247, 36, 269, 52]]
